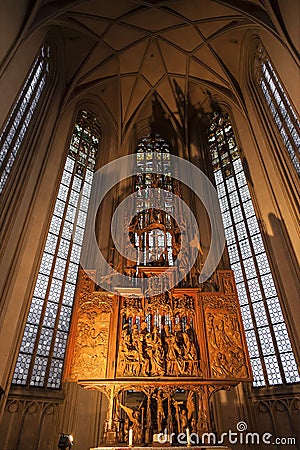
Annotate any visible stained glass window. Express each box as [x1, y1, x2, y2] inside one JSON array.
[[0, 44, 50, 193], [133, 134, 175, 267], [256, 46, 300, 175], [12, 110, 100, 388], [207, 110, 300, 387]]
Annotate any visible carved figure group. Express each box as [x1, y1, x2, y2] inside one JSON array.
[[206, 311, 248, 378], [108, 387, 210, 444], [117, 318, 201, 377], [70, 309, 109, 379]]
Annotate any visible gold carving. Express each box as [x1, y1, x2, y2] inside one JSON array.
[[67, 269, 251, 446], [218, 270, 236, 294], [116, 317, 201, 377], [118, 401, 143, 444], [173, 293, 195, 315], [113, 386, 212, 440], [201, 294, 238, 311], [145, 291, 172, 313], [68, 292, 113, 380], [117, 291, 201, 378], [79, 292, 113, 313], [204, 308, 249, 379], [121, 295, 143, 316]]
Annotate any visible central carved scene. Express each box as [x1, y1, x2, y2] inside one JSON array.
[[117, 293, 201, 378]]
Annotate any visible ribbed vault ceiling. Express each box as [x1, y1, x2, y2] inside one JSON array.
[[31, 0, 278, 133]]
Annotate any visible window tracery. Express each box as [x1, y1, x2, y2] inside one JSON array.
[[0, 44, 51, 193], [13, 110, 100, 388], [208, 110, 300, 387], [256, 46, 300, 176], [132, 134, 176, 267]]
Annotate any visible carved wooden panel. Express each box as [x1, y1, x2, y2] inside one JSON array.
[[65, 269, 251, 383], [116, 291, 202, 378], [64, 270, 113, 381], [201, 292, 251, 379]]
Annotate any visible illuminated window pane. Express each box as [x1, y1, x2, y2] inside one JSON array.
[[0, 44, 50, 193], [257, 47, 300, 175], [264, 355, 282, 385], [132, 134, 175, 268], [12, 110, 100, 388], [48, 359, 64, 388], [240, 305, 253, 330], [281, 353, 300, 383], [13, 354, 32, 385], [251, 358, 265, 387], [208, 110, 300, 387]]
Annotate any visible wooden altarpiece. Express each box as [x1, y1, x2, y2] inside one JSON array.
[[64, 267, 252, 446]]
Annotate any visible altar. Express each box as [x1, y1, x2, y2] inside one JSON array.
[[64, 267, 251, 448]]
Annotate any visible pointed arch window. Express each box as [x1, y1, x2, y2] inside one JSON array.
[[208, 110, 300, 387], [133, 134, 175, 267], [256, 45, 300, 175], [0, 43, 51, 193], [12, 110, 100, 388]]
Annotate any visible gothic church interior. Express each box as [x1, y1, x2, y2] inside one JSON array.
[[0, 1, 299, 449]]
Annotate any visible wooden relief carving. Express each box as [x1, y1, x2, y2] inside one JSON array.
[[145, 292, 172, 314], [68, 309, 110, 380], [173, 293, 195, 315], [202, 293, 250, 379], [217, 270, 236, 294], [80, 381, 213, 443], [121, 295, 143, 316], [65, 271, 113, 380], [116, 292, 201, 377]]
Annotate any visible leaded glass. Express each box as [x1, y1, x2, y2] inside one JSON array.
[[240, 305, 253, 330], [236, 282, 248, 306], [266, 297, 284, 324], [27, 298, 44, 325], [48, 359, 64, 388], [281, 353, 300, 383], [245, 330, 260, 358], [235, 221, 248, 240], [131, 134, 176, 267], [252, 302, 268, 327], [62, 283, 76, 307], [251, 358, 265, 387], [257, 46, 300, 175], [12, 110, 100, 388], [0, 44, 50, 193], [207, 110, 300, 386], [264, 355, 282, 385], [273, 323, 292, 353]]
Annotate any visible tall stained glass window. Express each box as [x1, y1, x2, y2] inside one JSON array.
[[133, 134, 175, 267], [13, 110, 100, 388], [208, 110, 300, 387], [256, 46, 300, 175], [0, 44, 51, 193]]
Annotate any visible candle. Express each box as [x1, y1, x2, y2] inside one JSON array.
[[186, 427, 191, 447], [129, 428, 133, 446]]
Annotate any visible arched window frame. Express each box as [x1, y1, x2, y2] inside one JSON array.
[[133, 133, 175, 268], [250, 41, 300, 181], [12, 108, 101, 389], [0, 37, 55, 198], [207, 107, 300, 387]]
